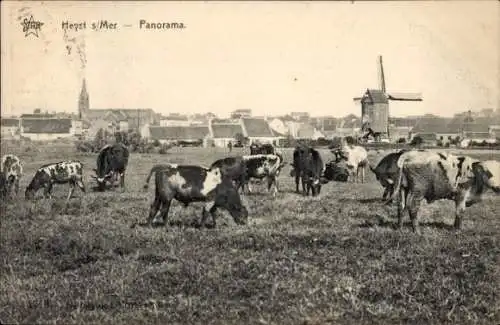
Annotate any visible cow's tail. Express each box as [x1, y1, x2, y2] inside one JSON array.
[[385, 165, 405, 205], [143, 165, 169, 190]]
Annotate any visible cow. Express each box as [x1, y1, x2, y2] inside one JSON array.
[[91, 143, 130, 191], [25, 161, 86, 202], [210, 154, 284, 196], [389, 150, 500, 232], [369, 149, 409, 201], [323, 159, 350, 182], [291, 145, 326, 196], [143, 164, 248, 228], [335, 145, 369, 183], [1, 154, 23, 198]]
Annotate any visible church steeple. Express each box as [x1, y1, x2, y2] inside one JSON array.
[[78, 78, 89, 119]]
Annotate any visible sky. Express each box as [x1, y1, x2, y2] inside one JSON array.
[[1, 1, 499, 118]]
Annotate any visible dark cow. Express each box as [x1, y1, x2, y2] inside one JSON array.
[[1, 154, 23, 198], [291, 146, 326, 196], [210, 154, 284, 196], [369, 149, 409, 201], [92, 143, 130, 191], [25, 161, 86, 202], [323, 160, 350, 182], [143, 164, 248, 228], [389, 150, 500, 232]]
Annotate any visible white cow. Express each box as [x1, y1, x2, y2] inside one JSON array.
[[337, 145, 369, 183], [390, 150, 500, 232]]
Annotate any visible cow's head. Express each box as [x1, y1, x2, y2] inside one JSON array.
[[91, 168, 114, 191], [25, 170, 46, 200], [471, 161, 499, 194], [217, 178, 249, 225], [310, 176, 322, 196]]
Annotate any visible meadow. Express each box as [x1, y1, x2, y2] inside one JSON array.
[[1, 143, 499, 325]]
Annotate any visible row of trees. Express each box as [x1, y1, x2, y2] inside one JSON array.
[[75, 128, 171, 154]]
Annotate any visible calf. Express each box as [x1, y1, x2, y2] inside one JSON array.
[[390, 151, 500, 232], [337, 145, 369, 183], [323, 160, 350, 182], [144, 164, 248, 228], [241, 154, 284, 196], [25, 161, 86, 202], [291, 145, 326, 196], [92, 143, 129, 191], [369, 149, 409, 201], [1, 154, 23, 198], [210, 154, 284, 196]]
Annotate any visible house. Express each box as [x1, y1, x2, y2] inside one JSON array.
[[230, 109, 252, 119], [388, 125, 412, 142], [489, 125, 500, 138], [335, 115, 361, 137], [410, 115, 452, 144], [290, 112, 310, 122], [20, 118, 75, 141], [210, 122, 245, 148], [268, 118, 289, 136], [241, 118, 281, 145], [159, 114, 191, 127], [462, 117, 494, 141], [149, 125, 210, 147], [1, 118, 21, 139]]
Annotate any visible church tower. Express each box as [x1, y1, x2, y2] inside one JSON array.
[[78, 78, 89, 119]]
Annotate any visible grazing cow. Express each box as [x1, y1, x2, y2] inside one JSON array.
[[390, 151, 500, 232], [323, 160, 350, 182], [336, 145, 369, 183], [291, 145, 326, 196], [1, 154, 23, 197], [144, 164, 248, 228], [92, 143, 130, 191], [25, 161, 86, 201], [369, 149, 409, 201], [210, 154, 284, 196]]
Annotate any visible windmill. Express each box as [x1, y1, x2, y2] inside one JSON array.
[[354, 55, 423, 142]]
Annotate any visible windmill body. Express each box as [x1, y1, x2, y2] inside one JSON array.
[[354, 56, 422, 142]]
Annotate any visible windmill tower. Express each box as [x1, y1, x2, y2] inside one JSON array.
[[354, 55, 423, 142]]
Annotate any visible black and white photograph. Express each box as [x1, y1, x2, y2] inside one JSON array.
[[1, 1, 499, 324]]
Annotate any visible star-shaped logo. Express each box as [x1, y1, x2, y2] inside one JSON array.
[[21, 15, 44, 38]]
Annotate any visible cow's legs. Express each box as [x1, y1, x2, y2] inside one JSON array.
[[397, 188, 408, 229], [407, 193, 422, 233], [147, 196, 162, 225], [153, 199, 171, 226], [44, 183, 53, 199], [454, 192, 469, 230], [295, 174, 301, 193], [267, 176, 278, 197], [76, 178, 86, 193], [14, 177, 20, 195], [201, 201, 217, 228], [301, 175, 308, 195], [66, 181, 76, 202], [382, 187, 390, 200], [120, 173, 125, 191]]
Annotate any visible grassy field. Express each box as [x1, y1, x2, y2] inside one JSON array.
[[1, 145, 499, 325]]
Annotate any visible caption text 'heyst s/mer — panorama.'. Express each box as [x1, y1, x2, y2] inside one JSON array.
[[61, 19, 186, 32]]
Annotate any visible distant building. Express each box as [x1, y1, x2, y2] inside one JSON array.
[[1, 118, 21, 139], [241, 118, 281, 144], [210, 122, 245, 148], [78, 78, 160, 134], [230, 109, 252, 119], [290, 112, 310, 122], [148, 125, 210, 147], [20, 118, 76, 141]]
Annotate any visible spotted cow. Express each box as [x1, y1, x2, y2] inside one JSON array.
[[390, 150, 500, 232], [92, 143, 129, 191], [143, 164, 248, 228], [1, 154, 23, 198], [25, 161, 86, 201]]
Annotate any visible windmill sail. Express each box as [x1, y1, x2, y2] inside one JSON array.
[[387, 92, 423, 101], [378, 55, 386, 93]]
